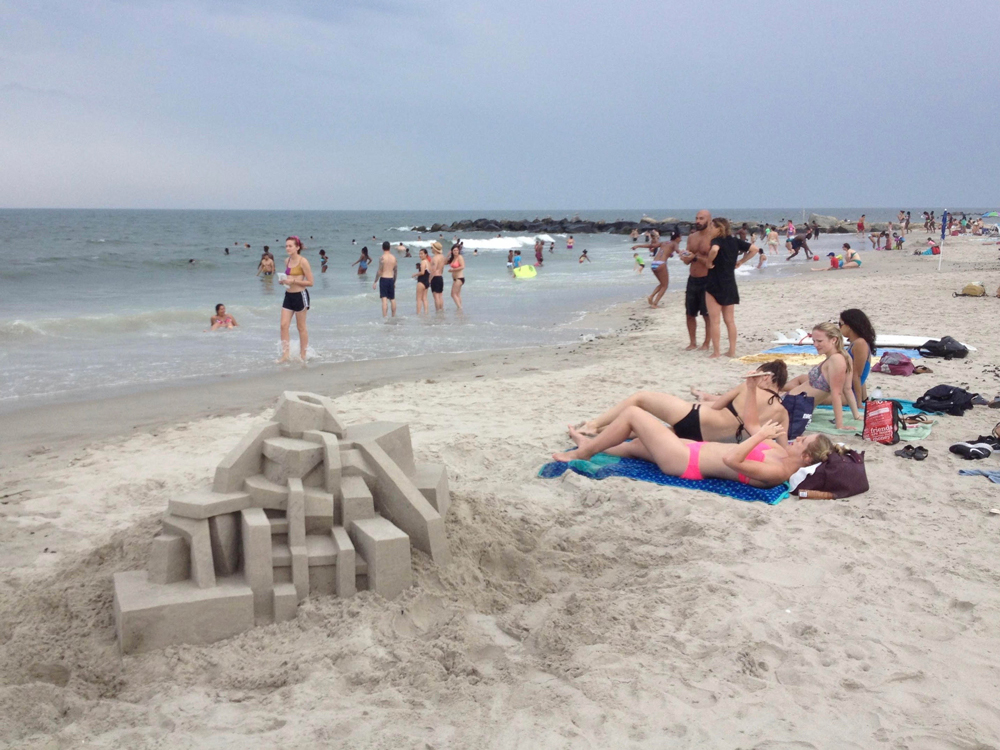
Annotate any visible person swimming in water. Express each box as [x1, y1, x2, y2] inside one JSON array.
[[352, 247, 371, 275], [257, 253, 275, 277], [579, 250, 590, 263], [209, 303, 238, 330], [319, 249, 328, 273]]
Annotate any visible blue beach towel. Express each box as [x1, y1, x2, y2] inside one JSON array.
[[765, 345, 923, 360], [538, 453, 788, 505]]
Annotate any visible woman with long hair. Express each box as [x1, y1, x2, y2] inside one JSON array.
[[839, 308, 877, 403], [555, 375, 842, 489], [447, 245, 465, 311], [783, 322, 861, 429], [414, 248, 431, 314], [277, 236, 313, 363], [576, 360, 790, 444], [705, 218, 759, 358], [352, 246, 371, 275]]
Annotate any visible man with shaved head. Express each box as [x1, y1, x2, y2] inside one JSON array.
[[679, 209, 713, 350]]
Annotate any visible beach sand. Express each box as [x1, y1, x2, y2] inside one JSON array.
[[2, 235, 1000, 748]]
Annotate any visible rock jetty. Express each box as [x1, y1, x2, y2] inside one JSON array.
[[411, 214, 871, 236]]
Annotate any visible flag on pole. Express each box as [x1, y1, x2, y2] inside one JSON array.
[[938, 210, 947, 271]]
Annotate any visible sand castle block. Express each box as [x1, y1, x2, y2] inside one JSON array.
[[304, 488, 334, 533], [412, 464, 450, 517], [273, 583, 298, 623], [345, 422, 416, 475], [286, 479, 309, 602], [115, 391, 454, 653], [330, 527, 357, 598], [114, 571, 254, 653], [214, 422, 281, 493], [209, 513, 241, 576], [241, 508, 274, 625], [349, 517, 412, 600], [161, 515, 216, 589], [302, 430, 342, 496], [262, 437, 323, 478], [341, 475, 375, 531], [340, 448, 376, 482], [357, 443, 450, 566], [275, 392, 344, 438], [169, 488, 251, 520], [244, 475, 289, 509], [148, 534, 189, 584]]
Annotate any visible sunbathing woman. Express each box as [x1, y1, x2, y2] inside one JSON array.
[[782, 321, 861, 429], [555, 375, 841, 489], [577, 360, 790, 444], [839, 308, 876, 404]]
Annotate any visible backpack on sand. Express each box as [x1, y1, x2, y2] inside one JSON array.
[[953, 283, 985, 297], [862, 399, 903, 445], [781, 393, 814, 439], [871, 351, 915, 376], [914, 385, 976, 416], [918, 336, 969, 360]]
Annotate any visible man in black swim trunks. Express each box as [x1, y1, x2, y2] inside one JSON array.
[[679, 210, 712, 350], [373, 241, 398, 318], [785, 232, 813, 260]]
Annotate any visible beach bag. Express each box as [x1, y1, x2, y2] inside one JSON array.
[[953, 283, 985, 297], [796, 449, 869, 499], [781, 393, 814, 439], [914, 385, 976, 416], [862, 399, 902, 445], [918, 336, 969, 360], [871, 351, 915, 376]]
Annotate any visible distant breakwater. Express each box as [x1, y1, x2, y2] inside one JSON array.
[[411, 215, 856, 236]]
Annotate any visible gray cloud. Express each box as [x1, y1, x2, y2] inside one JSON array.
[[1, 0, 998, 209]]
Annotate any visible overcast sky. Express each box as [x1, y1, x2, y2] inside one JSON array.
[[1, 0, 997, 210]]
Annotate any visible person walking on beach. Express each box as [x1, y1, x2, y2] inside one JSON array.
[[277, 236, 313, 364], [414, 248, 431, 314], [373, 241, 397, 318], [447, 245, 465, 310], [856, 214, 866, 236], [429, 241, 446, 311], [679, 210, 713, 351], [352, 247, 371, 275]]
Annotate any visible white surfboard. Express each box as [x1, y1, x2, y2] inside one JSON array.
[[772, 330, 977, 352]]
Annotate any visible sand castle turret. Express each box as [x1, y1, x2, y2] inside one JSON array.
[[113, 392, 451, 653]]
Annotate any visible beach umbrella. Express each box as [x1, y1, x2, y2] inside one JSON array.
[[982, 211, 998, 218]]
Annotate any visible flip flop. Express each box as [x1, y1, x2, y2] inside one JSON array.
[[913, 365, 934, 375], [894, 445, 916, 459], [988, 395, 1000, 409], [903, 415, 931, 425], [913, 446, 929, 461]]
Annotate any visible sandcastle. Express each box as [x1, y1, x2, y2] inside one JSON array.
[[113, 391, 451, 654]]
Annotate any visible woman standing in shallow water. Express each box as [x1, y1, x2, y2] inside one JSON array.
[[277, 236, 313, 364]]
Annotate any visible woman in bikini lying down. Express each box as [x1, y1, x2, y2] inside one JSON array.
[[555, 375, 842, 489], [578, 360, 790, 444]]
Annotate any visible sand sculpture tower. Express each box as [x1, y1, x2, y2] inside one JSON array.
[[113, 392, 451, 654]]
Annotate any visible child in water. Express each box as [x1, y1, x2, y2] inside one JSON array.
[[633, 253, 645, 273]]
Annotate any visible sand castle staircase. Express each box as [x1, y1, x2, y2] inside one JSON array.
[[113, 392, 451, 654]]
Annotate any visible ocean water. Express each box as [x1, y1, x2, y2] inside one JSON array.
[[0, 208, 937, 411]]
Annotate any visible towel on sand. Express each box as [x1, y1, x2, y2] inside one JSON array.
[[807, 408, 935, 439], [539, 453, 788, 505], [740, 346, 922, 365]]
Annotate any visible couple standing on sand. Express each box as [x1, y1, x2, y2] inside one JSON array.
[[679, 210, 760, 359]]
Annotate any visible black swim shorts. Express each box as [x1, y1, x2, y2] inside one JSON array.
[[379, 277, 395, 300], [282, 289, 310, 312], [685, 276, 708, 318], [430, 276, 444, 294]]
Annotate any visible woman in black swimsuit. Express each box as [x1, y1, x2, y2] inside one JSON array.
[[575, 361, 790, 444], [413, 248, 431, 314], [705, 217, 759, 359]]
